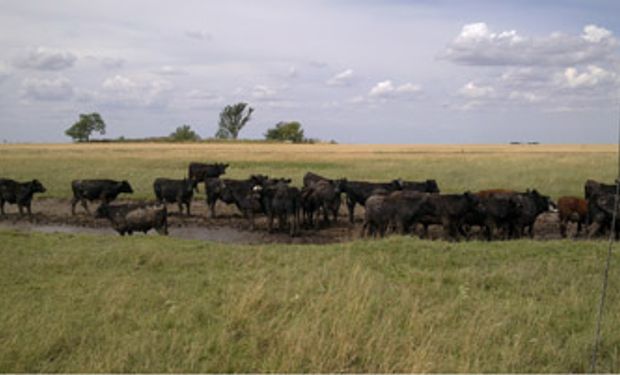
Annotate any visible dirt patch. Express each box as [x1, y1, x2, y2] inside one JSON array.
[[0, 198, 579, 244], [0, 198, 358, 244]]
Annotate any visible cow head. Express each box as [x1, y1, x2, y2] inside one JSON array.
[[391, 179, 404, 190], [527, 189, 555, 213], [30, 179, 46, 194], [217, 163, 230, 174], [250, 174, 269, 186], [120, 180, 134, 194], [426, 179, 440, 193], [334, 178, 347, 194]]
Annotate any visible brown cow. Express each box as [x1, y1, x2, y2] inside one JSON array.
[[557, 196, 588, 238], [476, 189, 516, 198]]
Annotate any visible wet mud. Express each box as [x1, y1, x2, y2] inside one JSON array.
[[0, 198, 581, 244]]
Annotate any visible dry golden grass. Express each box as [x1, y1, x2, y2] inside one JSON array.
[[0, 142, 616, 199]]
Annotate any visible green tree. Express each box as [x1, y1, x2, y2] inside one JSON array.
[[264, 121, 305, 143], [65, 113, 106, 142], [215, 102, 254, 140], [169, 125, 200, 141]]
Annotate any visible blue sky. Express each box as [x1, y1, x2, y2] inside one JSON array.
[[0, 0, 619, 143]]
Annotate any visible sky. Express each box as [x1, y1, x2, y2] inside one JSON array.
[[1, 0, 619, 143]]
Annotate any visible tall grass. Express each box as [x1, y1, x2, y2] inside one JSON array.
[[0, 143, 616, 199], [1, 231, 619, 372]]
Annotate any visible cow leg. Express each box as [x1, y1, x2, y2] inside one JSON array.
[[268, 211, 274, 233], [177, 202, 184, 215], [70, 197, 79, 215], [576, 221, 582, 237], [322, 203, 330, 225], [18, 204, 24, 216], [81, 199, 90, 215], [209, 200, 216, 218], [560, 219, 567, 238], [347, 198, 355, 224], [186, 201, 191, 216], [0, 199, 5, 216], [588, 222, 601, 239]]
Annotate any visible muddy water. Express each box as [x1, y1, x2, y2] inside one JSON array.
[[0, 222, 279, 245], [0, 198, 570, 244]]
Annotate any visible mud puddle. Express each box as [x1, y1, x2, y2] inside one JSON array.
[[0, 197, 578, 244], [0, 222, 309, 245]]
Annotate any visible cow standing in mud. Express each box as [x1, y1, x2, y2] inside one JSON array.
[[301, 172, 346, 228], [153, 178, 196, 216], [557, 196, 588, 238], [71, 179, 133, 215], [0, 178, 46, 217], [95, 202, 168, 236]]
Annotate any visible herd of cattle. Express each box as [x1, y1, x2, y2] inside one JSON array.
[[1, 161, 619, 241]]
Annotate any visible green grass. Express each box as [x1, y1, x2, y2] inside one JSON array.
[[1, 231, 619, 372]]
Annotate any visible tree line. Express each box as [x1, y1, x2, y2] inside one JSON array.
[[65, 102, 313, 143]]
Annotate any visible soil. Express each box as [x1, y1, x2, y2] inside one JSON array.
[[0, 198, 582, 244]]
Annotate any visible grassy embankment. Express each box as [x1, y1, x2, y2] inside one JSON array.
[[0, 143, 616, 200], [1, 231, 619, 372]]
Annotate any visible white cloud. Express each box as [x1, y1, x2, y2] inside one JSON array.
[[185, 30, 212, 41], [561, 65, 618, 88], [154, 65, 186, 76], [369, 80, 395, 97], [508, 90, 541, 103], [326, 69, 354, 86], [251, 85, 279, 101], [99, 56, 125, 69], [14, 47, 77, 71], [100, 75, 172, 107], [582, 25, 612, 43], [0, 63, 9, 82], [459, 81, 495, 98], [443, 23, 617, 66], [368, 80, 421, 98], [21, 76, 74, 101], [287, 65, 299, 78]]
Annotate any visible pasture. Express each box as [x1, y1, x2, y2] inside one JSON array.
[[1, 142, 620, 372], [0, 143, 616, 199]]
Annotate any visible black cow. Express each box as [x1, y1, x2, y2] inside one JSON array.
[[400, 179, 440, 193], [301, 179, 345, 227], [153, 178, 196, 216], [424, 193, 481, 241], [510, 189, 555, 238], [587, 192, 620, 239], [260, 180, 301, 236], [188, 162, 229, 192], [465, 193, 518, 240], [0, 178, 46, 217], [205, 175, 269, 228], [95, 202, 168, 236], [361, 190, 431, 238], [71, 179, 133, 215], [585, 179, 617, 200], [342, 179, 403, 223]]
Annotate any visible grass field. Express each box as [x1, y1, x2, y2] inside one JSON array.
[[0, 143, 616, 199], [1, 142, 620, 372], [1, 232, 619, 372]]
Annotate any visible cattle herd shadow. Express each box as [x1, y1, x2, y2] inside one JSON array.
[[0, 197, 585, 244]]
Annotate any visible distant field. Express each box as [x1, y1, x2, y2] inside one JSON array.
[[0, 143, 616, 199]]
